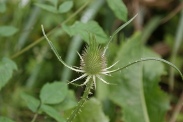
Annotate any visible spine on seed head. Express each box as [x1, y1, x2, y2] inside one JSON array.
[[80, 34, 107, 75]]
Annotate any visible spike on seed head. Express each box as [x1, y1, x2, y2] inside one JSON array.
[[80, 34, 107, 75]]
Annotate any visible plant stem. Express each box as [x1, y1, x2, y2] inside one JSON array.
[[31, 101, 42, 122], [169, 91, 183, 122], [169, 8, 183, 91], [16, 0, 42, 51], [109, 57, 183, 80], [67, 79, 93, 122]]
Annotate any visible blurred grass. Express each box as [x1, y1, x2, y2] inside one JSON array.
[[0, 0, 183, 121]]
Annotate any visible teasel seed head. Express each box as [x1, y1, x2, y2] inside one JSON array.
[[80, 34, 107, 75]]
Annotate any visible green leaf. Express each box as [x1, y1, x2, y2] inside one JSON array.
[[41, 104, 66, 122], [0, 116, 15, 122], [0, 58, 17, 90], [143, 48, 170, 122], [0, 2, 6, 13], [109, 32, 170, 122], [21, 93, 66, 121], [40, 82, 68, 104], [58, 1, 73, 13], [62, 21, 108, 44], [73, 98, 109, 122], [35, 3, 57, 13], [47, 0, 58, 6], [21, 93, 40, 113], [109, 33, 149, 122], [106, 0, 127, 21], [59, 90, 77, 111], [0, 26, 18, 37]]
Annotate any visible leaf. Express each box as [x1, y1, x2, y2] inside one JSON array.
[[0, 2, 6, 13], [0, 116, 15, 122], [40, 82, 68, 104], [59, 90, 77, 111], [62, 21, 108, 44], [35, 3, 57, 13], [21, 93, 40, 113], [109, 32, 170, 122], [41, 104, 66, 122], [73, 98, 109, 122], [142, 48, 170, 122], [106, 0, 127, 21], [21, 93, 66, 122], [58, 1, 73, 13], [0, 26, 18, 37], [109, 33, 149, 122], [0, 58, 17, 90]]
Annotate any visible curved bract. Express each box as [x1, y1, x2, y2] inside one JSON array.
[[109, 57, 183, 81]]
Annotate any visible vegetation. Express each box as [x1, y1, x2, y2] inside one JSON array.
[[0, 0, 183, 122]]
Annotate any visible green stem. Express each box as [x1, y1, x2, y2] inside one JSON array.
[[67, 79, 93, 122], [31, 101, 42, 122]]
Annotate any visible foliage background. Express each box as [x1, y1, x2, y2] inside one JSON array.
[[0, 0, 183, 122]]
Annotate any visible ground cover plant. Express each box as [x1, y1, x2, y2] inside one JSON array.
[[0, 0, 183, 122]]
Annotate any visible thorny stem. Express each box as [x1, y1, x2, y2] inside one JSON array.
[[67, 78, 94, 122]]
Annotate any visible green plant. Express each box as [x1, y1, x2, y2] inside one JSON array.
[[41, 16, 183, 122], [1, 0, 183, 122]]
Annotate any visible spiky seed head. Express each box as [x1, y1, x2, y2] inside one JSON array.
[[80, 34, 107, 75]]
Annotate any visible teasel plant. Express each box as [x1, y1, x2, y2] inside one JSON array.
[[41, 14, 183, 122]]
